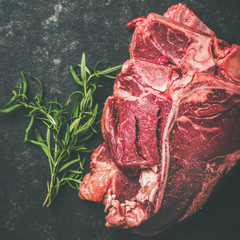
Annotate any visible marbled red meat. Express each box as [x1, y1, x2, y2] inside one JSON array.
[[79, 3, 240, 236]]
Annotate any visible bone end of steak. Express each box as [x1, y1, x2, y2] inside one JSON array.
[[163, 3, 215, 36], [129, 11, 215, 73]]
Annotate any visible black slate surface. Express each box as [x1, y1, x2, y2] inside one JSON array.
[[1, 0, 240, 239]]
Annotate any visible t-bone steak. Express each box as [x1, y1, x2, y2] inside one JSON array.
[[79, 3, 240, 236]]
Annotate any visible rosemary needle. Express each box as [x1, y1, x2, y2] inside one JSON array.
[[0, 53, 122, 207]]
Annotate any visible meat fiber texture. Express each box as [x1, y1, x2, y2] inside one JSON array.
[[79, 3, 240, 236]]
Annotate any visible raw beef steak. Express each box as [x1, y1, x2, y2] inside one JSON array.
[[79, 3, 240, 236]]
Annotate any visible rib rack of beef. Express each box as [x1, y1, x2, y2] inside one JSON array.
[[79, 3, 240, 236]]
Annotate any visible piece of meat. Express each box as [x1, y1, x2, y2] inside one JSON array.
[[79, 3, 240, 236]]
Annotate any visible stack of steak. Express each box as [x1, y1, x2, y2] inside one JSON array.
[[79, 3, 240, 236]]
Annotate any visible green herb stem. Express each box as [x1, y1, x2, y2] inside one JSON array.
[[0, 53, 122, 207]]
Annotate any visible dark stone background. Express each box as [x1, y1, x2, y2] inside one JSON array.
[[0, 0, 240, 239]]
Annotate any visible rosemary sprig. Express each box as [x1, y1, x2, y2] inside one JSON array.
[[0, 53, 122, 207]]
